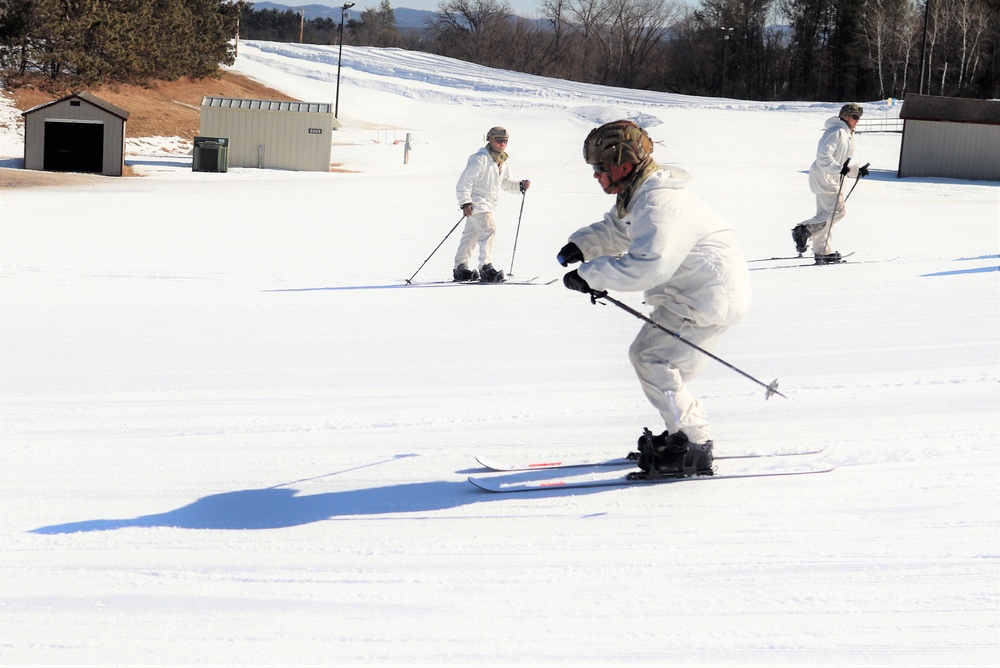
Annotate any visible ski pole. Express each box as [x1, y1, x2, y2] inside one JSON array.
[[405, 214, 465, 284], [587, 290, 787, 400], [827, 157, 850, 229], [508, 189, 527, 276], [844, 163, 869, 202]]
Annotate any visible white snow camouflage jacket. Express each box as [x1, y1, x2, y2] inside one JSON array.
[[570, 167, 752, 328], [809, 116, 861, 196], [455, 147, 522, 214]]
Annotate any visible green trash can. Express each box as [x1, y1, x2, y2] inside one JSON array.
[[192, 136, 229, 173]]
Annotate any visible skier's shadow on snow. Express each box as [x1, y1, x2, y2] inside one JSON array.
[[30, 460, 604, 534]]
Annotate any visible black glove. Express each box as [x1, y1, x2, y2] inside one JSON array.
[[563, 269, 591, 293], [840, 162, 851, 176], [858, 163, 870, 178], [519, 180, 530, 193], [556, 242, 584, 267]]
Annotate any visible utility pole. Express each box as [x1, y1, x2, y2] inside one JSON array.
[[720, 27, 734, 97], [299, 8, 306, 43], [335, 2, 355, 118], [233, 0, 243, 56], [918, 0, 931, 95]]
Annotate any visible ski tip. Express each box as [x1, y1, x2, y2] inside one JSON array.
[[467, 476, 505, 492]]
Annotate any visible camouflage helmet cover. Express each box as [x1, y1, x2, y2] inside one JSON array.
[[839, 103, 864, 119], [486, 126, 509, 141], [583, 120, 653, 167]]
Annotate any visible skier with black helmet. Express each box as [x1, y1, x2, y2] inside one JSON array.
[[791, 103, 869, 264], [556, 120, 751, 478], [453, 126, 531, 283]]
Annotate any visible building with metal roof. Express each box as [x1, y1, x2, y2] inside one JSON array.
[[199, 96, 338, 172], [898, 95, 1000, 181]]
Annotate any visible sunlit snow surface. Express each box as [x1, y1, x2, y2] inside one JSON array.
[[1, 42, 997, 666]]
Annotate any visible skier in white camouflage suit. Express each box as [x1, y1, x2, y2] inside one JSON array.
[[453, 126, 531, 283], [792, 103, 869, 264], [557, 120, 752, 477]]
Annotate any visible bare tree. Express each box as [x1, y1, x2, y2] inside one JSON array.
[[429, 0, 513, 65], [892, 0, 921, 96], [859, 0, 893, 97], [951, 0, 989, 94], [607, 0, 683, 89], [561, 0, 616, 83]]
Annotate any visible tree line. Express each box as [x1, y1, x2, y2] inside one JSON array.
[[1, 0, 996, 100], [421, 0, 997, 100], [237, 0, 1000, 100]]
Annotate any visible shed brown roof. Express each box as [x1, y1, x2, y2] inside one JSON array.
[[900, 94, 1000, 125], [22, 91, 131, 121]]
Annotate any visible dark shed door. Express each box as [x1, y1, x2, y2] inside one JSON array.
[[43, 121, 104, 173]]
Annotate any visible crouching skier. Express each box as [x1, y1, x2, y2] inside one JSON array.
[[556, 120, 752, 479]]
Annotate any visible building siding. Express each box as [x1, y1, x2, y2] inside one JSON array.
[[898, 119, 1000, 181], [199, 97, 336, 172], [897, 95, 1000, 182], [23, 95, 127, 177]]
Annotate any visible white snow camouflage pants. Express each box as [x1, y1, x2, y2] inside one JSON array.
[[454, 211, 497, 269], [628, 306, 729, 445], [800, 187, 846, 255]]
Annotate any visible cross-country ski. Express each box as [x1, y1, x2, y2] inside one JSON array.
[[476, 447, 827, 472], [468, 465, 836, 493], [404, 276, 555, 287], [750, 254, 901, 271]]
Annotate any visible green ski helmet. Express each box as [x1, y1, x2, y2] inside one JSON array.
[[583, 120, 653, 167], [839, 103, 864, 119]]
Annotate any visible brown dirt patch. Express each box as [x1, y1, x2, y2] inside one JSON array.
[[7, 71, 298, 140], [0, 167, 113, 188], [1, 71, 315, 187], [2, 71, 357, 185]]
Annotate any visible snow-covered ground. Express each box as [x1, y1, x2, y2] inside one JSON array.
[[1, 42, 998, 667]]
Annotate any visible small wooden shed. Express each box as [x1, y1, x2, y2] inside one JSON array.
[[22, 91, 130, 177], [199, 97, 338, 172], [898, 95, 1000, 181]]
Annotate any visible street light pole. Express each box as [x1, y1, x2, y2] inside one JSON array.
[[720, 27, 734, 97], [918, 0, 931, 95], [335, 2, 355, 118]]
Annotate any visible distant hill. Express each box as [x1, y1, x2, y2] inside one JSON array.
[[249, 2, 438, 30]]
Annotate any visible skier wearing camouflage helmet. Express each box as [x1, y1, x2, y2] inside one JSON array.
[[453, 126, 531, 283], [792, 103, 870, 264], [557, 120, 751, 477]]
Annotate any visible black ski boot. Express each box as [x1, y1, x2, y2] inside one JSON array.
[[453, 263, 480, 282], [814, 251, 844, 265], [479, 263, 506, 283], [627, 428, 714, 479], [791, 224, 810, 255]]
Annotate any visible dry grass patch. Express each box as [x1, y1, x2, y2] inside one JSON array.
[[7, 72, 298, 140]]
